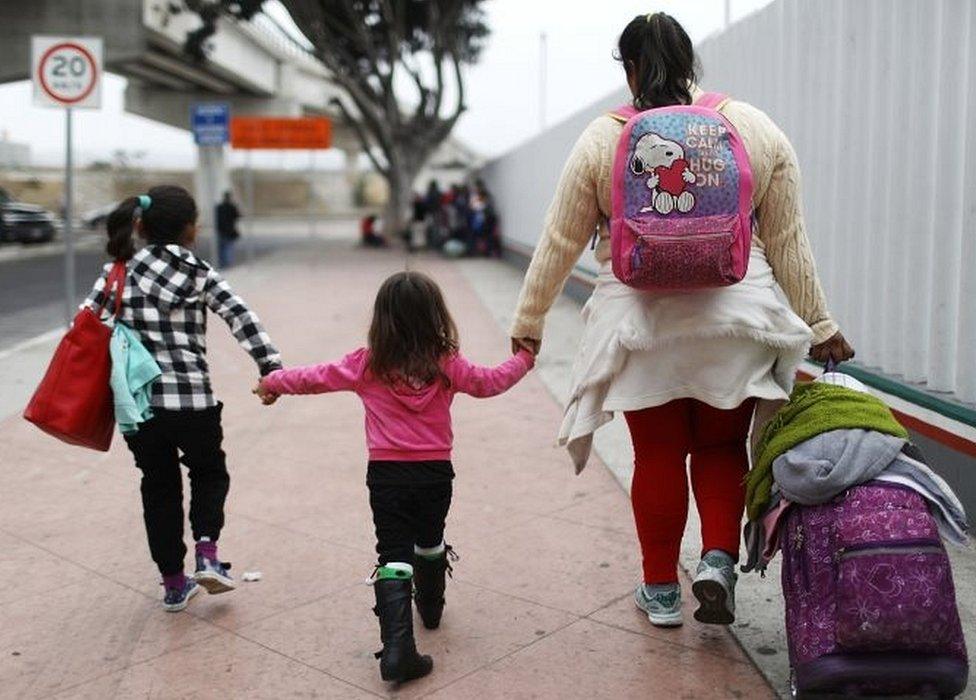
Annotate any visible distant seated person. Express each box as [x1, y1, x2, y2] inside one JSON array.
[[361, 215, 386, 248]]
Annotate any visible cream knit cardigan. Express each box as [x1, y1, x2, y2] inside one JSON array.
[[510, 88, 838, 346]]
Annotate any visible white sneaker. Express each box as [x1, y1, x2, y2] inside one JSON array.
[[692, 550, 736, 625], [634, 583, 683, 627]]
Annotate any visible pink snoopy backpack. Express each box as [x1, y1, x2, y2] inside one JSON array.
[[609, 92, 754, 290]]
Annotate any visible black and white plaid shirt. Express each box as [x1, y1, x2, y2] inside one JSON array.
[[84, 244, 282, 411]]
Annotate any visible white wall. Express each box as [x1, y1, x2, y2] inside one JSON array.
[[482, 0, 976, 404]]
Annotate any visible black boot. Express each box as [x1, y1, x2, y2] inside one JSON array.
[[373, 577, 433, 683], [413, 546, 455, 630]]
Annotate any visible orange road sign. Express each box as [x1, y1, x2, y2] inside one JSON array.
[[230, 116, 332, 149]]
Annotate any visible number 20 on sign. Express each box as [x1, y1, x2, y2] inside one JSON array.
[[32, 36, 103, 109]]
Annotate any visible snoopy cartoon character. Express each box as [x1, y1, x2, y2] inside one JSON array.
[[630, 132, 696, 214]]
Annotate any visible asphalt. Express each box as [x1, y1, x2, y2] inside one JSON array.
[[0, 228, 304, 350]]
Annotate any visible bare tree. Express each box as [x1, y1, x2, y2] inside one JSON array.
[[183, 0, 488, 235]]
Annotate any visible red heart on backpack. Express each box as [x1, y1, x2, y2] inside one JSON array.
[[654, 158, 690, 196]]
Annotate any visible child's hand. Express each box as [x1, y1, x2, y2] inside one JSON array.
[[511, 337, 540, 356], [252, 381, 279, 406]]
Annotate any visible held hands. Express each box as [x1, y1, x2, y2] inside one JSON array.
[[252, 379, 279, 406], [511, 337, 541, 357], [809, 331, 855, 365]]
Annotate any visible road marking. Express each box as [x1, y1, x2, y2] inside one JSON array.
[[0, 327, 64, 362]]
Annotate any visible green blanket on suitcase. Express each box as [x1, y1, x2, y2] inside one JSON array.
[[746, 382, 909, 520]]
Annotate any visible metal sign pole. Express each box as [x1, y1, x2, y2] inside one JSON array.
[[64, 106, 75, 326], [308, 149, 315, 238], [208, 145, 219, 266], [246, 149, 255, 263]]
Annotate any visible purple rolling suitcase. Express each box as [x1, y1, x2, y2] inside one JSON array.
[[782, 482, 968, 698]]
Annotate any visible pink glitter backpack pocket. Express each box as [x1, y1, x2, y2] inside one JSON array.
[[609, 92, 753, 290]]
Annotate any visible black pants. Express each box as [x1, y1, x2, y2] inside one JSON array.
[[123, 403, 228, 575], [367, 461, 454, 565]]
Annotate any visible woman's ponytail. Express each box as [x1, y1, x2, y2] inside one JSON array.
[[616, 12, 699, 110], [105, 197, 139, 261]]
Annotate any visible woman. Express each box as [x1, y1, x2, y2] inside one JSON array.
[[510, 13, 853, 628]]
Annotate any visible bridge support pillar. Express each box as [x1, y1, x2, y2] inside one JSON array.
[[194, 144, 231, 267]]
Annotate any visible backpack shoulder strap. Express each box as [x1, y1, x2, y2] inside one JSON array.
[[607, 103, 638, 124], [695, 91, 731, 112]]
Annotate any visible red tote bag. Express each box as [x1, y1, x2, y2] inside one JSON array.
[[24, 261, 126, 451]]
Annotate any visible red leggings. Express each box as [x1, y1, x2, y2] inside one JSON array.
[[625, 398, 756, 584]]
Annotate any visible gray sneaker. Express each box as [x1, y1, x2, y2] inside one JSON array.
[[634, 583, 683, 627], [692, 550, 737, 625]]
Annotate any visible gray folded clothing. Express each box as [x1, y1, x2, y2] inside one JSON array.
[[772, 429, 906, 505]]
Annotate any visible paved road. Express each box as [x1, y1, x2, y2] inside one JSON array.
[[0, 232, 302, 351]]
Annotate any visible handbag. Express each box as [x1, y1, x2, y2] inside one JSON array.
[[23, 260, 126, 451]]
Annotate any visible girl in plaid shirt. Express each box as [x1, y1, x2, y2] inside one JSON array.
[[84, 185, 281, 612]]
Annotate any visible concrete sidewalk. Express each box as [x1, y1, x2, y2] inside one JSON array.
[[0, 234, 772, 699]]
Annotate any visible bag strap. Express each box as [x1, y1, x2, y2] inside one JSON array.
[[695, 91, 731, 111], [608, 103, 638, 124], [96, 260, 127, 319], [609, 93, 730, 122]]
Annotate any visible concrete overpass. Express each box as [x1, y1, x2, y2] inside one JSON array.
[[0, 0, 366, 236]]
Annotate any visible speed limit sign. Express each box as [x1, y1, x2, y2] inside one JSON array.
[[32, 36, 102, 109]]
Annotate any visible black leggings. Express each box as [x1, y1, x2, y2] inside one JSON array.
[[123, 404, 228, 576], [367, 460, 454, 565]]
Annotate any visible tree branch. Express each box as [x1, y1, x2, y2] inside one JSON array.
[[186, 0, 488, 234], [329, 97, 390, 176], [449, 50, 465, 120]]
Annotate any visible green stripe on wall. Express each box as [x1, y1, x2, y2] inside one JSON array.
[[819, 363, 976, 429]]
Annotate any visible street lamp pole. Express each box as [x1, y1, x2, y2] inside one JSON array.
[[539, 31, 548, 132]]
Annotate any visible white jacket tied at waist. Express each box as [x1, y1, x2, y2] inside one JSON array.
[[560, 247, 813, 473]]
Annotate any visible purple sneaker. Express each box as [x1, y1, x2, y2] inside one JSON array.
[[193, 554, 236, 594], [163, 578, 200, 612]]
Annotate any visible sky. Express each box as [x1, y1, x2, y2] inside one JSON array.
[[0, 0, 773, 170]]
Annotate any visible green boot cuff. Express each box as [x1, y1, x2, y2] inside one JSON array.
[[375, 565, 413, 580]]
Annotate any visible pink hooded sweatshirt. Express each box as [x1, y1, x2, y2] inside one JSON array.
[[261, 348, 534, 461]]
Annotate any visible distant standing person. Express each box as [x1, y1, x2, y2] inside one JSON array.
[[216, 191, 241, 269]]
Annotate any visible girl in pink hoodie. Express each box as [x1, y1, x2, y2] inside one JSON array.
[[256, 270, 533, 685]]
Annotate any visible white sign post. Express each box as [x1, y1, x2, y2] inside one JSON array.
[[31, 36, 103, 325]]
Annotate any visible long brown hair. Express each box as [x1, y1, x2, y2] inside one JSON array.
[[367, 271, 459, 386]]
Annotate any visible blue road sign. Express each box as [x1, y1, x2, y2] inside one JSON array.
[[191, 103, 229, 145]]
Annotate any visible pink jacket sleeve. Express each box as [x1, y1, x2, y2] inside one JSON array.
[[261, 348, 366, 395], [447, 349, 534, 398]]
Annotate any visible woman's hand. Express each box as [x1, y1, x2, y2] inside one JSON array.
[[511, 337, 541, 356], [252, 381, 279, 406], [810, 331, 855, 365]]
